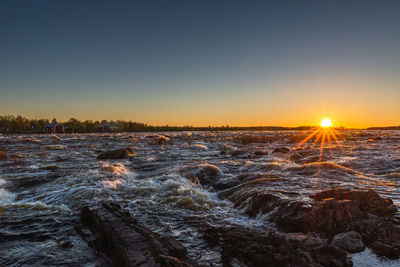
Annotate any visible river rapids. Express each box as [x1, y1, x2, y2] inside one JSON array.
[[0, 130, 399, 266]]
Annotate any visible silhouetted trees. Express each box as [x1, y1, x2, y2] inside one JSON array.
[[0, 114, 318, 134]]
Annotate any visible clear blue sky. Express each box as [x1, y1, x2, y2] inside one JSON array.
[[1, 0, 399, 127]]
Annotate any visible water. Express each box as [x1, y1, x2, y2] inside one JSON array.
[[0, 130, 399, 266]]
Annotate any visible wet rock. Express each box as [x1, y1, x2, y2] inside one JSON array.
[[332, 231, 365, 253], [0, 149, 7, 159], [272, 147, 291, 154], [199, 224, 352, 267], [370, 240, 400, 258], [222, 186, 400, 258], [179, 164, 222, 186], [146, 135, 173, 145], [310, 188, 398, 217], [97, 148, 135, 159], [80, 203, 193, 266]]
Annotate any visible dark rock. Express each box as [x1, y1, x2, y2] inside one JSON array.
[[332, 231, 365, 253], [146, 135, 173, 145], [272, 147, 291, 154], [80, 203, 193, 266], [310, 188, 398, 217], [199, 224, 352, 267], [97, 148, 135, 160], [221, 186, 400, 258], [370, 240, 400, 258], [0, 149, 7, 159], [179, 164, 221, 186]]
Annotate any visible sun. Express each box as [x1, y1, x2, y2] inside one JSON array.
[[320, 118, 332, 128]]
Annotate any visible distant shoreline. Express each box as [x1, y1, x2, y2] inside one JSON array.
[[0, 114, 399, 134]]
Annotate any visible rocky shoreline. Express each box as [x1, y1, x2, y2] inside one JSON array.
[[76, 187, 399, 266]]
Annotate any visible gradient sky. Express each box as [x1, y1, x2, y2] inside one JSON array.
[[1, 0, 399, 128]]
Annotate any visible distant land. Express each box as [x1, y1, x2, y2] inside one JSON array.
[[0, 115, 399, 134]]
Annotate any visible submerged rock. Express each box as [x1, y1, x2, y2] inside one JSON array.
[[332, 231, 365, 253], [80, 203, 193, 266], [97, 148, 135, 160]]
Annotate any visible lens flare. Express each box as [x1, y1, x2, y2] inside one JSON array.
[[321, 118, 332, 128]]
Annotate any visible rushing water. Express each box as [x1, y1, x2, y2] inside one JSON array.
[[0, 130, 399, 266]]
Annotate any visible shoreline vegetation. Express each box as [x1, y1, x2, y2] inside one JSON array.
[[0, 115, 399, 134]]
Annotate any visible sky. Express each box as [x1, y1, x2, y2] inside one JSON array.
[[0, 0, 399, 128]]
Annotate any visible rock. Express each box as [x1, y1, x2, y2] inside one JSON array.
[[370, 240, 400, 258], [146, 135, 173, 145], [80, 203, 193, 266], [97, 148, 135, 160], [310, 188, 398, 217], [179, 164, 221, 186], [221, 186, 400, 258], [332, 231, 365, 253], [272, 147, 291, 154], [0, 149, 7, 159], [198, 224, 352, 267]]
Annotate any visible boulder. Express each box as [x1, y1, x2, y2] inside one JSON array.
[[198, 224, 352, 267], [220, 186, 400, 258], [97, 148, 135, 160], [310, 188, 397, 217], [80, 203, 193, 266], [179, 164, 221, 186], [146, 135, 173, 145], [332, 231, 365, 253]]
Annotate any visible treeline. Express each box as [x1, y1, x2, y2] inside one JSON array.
[[0, 114, 313, 134], [367, 126, 400, 130]]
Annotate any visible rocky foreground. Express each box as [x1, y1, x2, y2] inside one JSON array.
[[78, 187, 399, 266]]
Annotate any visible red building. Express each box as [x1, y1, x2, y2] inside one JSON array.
[[44, 123, 65, 133]]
